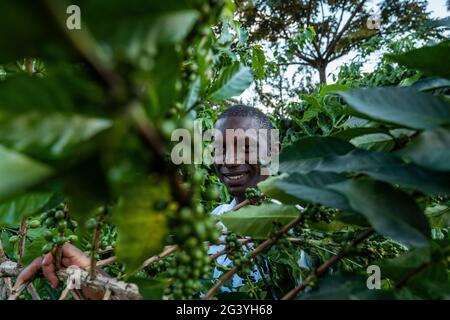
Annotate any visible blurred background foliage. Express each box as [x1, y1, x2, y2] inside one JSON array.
[[0, 0, 449, 300]]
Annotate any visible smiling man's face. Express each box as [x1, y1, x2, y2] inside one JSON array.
[[213, 116, 273, 203]]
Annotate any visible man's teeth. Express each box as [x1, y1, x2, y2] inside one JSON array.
[[228, 174, 245, 180]]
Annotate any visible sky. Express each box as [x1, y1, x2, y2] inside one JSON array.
[[238, 0, 448, 108]]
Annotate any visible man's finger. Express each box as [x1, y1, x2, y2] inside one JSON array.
[[13, 257, 43, 289], [42, 253, 59, 288], [61, 243, 90, 268]]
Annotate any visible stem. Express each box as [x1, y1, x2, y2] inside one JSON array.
[[209, 238, 253, 261], [140, 245, 178, 270], [203, 214, 305, 300], [18, 219, 27, 265], [0, 238, 7, 262], [90, 215, 103, 279], [55, 205, 69, 270], [24, 58, 34, 74], [281, 228, 375, 300]]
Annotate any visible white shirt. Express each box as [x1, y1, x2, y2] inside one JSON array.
[[208, 198, 310, 293]]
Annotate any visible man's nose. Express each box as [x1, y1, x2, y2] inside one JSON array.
[[224, 161, 241, 168]]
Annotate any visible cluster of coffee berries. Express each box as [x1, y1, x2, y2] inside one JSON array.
[[146, 254, 175, 276], [245, 188, 263, 201], [166, 202, 221, 299], [360, 239, 406, 260], [225, 232, 252, 276], [38, 203, 78, 254]]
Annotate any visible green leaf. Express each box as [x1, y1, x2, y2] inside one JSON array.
[[0, 146, 54, 201], [386, 43, 450, 79], [258, 172, 352, 211], [208, 63, 253, 101], [425, 205, 450, 228], [129, 277, 167, 300], [219, 203, 300, 239], [301, 273, 395, 300], [379, 241, 450, 299], [397, 127, 450, 171], [112, 180, 168, 276], [1, 231, 15, 259], [251, 45, 266, 80], [142, 46, 180, 117], [279, 136, 354, 173], [281, 137, 450, 196], [301, 95, 322, 122], [0, 2, 76, 63], [184, 77, 201, 110], [337, 87, 450, 129], [0, 74, 74, 113], [329, 179, 431, 248], [320, 83, 349, 96], [0, 68, 106, 115], [0, 192, 53, 228], [81, 1, 199, 44], [410, 77, 450, 91], [350, 133, 395, 152], [0, 112, 112, 162], [22, 236, 46, 265], [332, 127, 390, 140], [62, 156, 111, 224]]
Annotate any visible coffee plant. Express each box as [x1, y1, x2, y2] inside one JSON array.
[[0, 0, 449, 300]]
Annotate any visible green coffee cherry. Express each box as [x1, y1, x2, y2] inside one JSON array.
[[29, 220, 41, 229], [192, 171, 204, 185], [55, 210, 65, 220], [85, 218, 97, 230], [9, 235, 19, 244], [205, 186, 220, 201], [44, 230, 53, 242], [100, 241, 108, 250], [44, 217, 56, 227], [54, 236, 66, 246], [67, 235, 78, 243], [68, 220, 78, 230], [57, 220, 67, 233]]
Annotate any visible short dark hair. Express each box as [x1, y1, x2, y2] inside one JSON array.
[[217, 104, 273, 129]]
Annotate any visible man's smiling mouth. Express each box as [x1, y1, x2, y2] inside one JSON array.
[[223, 172, 249, 184], [227, 173, 245, 180]]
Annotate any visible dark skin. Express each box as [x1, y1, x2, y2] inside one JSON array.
[[214, 116, 278, 204], [15, 115, 278, 297]]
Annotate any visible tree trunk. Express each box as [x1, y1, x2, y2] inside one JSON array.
[[318, 64, 327, 84]]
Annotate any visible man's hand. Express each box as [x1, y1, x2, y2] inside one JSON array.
[[14, 243, 90, 289]]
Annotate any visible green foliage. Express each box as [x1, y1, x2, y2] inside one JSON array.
[[0, 193, 52, 228], [112, 181, 168, 276], [208, 62, 253, 101], [386, 42, 450, 78], [0, 0, 448, 301], [0, 146, 54, 201], [219, 203, 300, 239], [337, 87, 450, 129]]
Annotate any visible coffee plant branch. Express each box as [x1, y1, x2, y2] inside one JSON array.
[[394, 245, 450, 290], [203, 213, 306, 300], [0, 259, 142, 300], [281, 228, 375, 300], [17, 219, 27, 265]]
